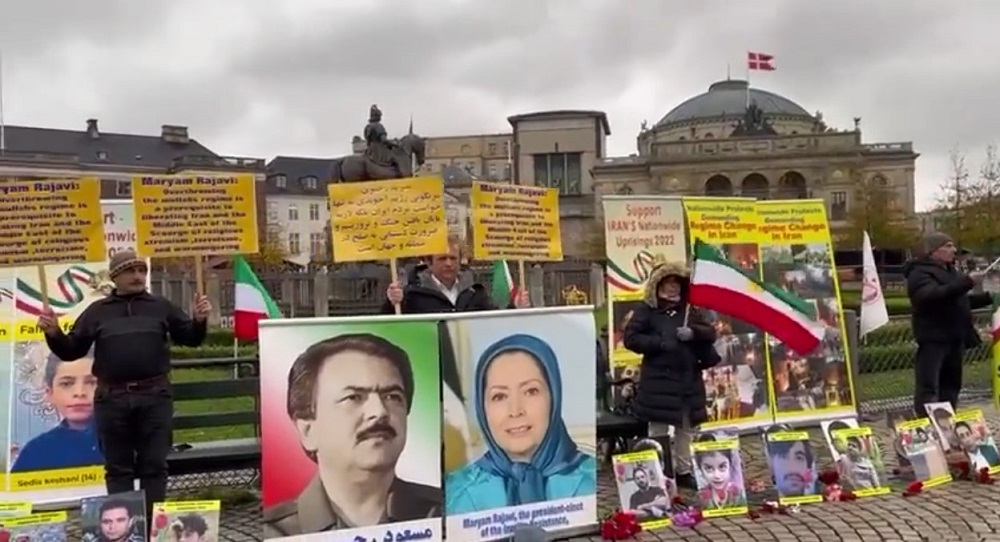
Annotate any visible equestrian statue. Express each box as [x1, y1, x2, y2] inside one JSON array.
[[330, 104, 427, 182]]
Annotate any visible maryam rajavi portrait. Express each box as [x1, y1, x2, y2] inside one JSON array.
[[443, 309, 597, 529]]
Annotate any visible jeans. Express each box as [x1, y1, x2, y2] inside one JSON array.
[[649, 414, 696, 477], [94, 380, 173, 518]]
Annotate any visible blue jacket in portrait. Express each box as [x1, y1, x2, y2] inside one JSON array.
[[11, 419, 103, 473], [445, 333, 596, 514]]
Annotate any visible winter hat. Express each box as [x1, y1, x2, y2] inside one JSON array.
[[108, 249, 145, 279]]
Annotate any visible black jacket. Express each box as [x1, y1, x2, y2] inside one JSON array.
[[45, 290, 207, 383], [380, 268, 500, 315], [623, 262, 720, 426], [903, 258, 992, 346]]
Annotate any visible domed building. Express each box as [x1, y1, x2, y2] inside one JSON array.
[[592, 79, 918, 235]]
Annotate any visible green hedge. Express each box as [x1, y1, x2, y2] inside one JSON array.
[[859, 342, 990, 373], [840, 291, 913, 316]]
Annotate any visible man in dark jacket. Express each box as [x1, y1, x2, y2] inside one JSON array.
[[904, 232, 992, 415], [37, 250, 210, 517], [623, 261, 720, 489]]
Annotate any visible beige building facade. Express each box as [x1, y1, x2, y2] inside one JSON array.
[[349, 80, 917, 256]]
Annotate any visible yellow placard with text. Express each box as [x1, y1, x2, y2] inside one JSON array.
[[155, 500, 221, 513], [0, 177, 106, 267], [757, 199, 856, 424], [132, 173, 259, 258], [6, 466, 104, 492], [471, 182, 562, 261], [682, 197, 759, 246], [0, 511, 67, 527], [328, 177, 449, 262], [0, 500, 31, 517]]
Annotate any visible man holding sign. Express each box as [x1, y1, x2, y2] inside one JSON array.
[[36, 250, 212, 517]]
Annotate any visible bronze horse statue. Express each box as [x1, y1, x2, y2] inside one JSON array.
[[330, 133, 427, 182]]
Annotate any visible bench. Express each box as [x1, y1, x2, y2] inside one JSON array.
[[167, 357, 262, 477], [595, 374, 648, 461]]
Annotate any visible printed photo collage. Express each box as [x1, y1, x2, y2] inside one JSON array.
[[609, 242, 771, 424], [760, 243, 851, 413]]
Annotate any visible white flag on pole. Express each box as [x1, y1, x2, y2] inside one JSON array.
[[860, 231, 889, 337]]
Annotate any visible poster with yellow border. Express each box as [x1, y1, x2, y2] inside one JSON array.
[[682, 197, 772, 431], [601, 196, 686, 399], [756, 199, 856, 424], [1, 200, 136, 504]]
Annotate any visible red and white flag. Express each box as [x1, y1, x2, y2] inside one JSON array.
[[747, 51, 776, 71]]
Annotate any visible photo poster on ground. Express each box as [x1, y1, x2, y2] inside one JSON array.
[[600, 197, 686, 406], [150, 500, 222, 542], [131, 173, 260, 292], [681, 197, 773, 431], [0, 199, 136, 503], [762, 430, 822, 506], [689, 436, 747, 518], [442, 307, 597, 542], [470, 181, 562, 308], [828, 426, 891, 498], [929, 405, 1000, 475], [611, 450, 673, 529], [756, 199, 856, 425], [893, 418, 952, 489], [0, 510, 68, 541], [257, 315, 443, 541], [0, 501, 31, 518], [80, 489, 147, 542], [327, 177, 450, 314]]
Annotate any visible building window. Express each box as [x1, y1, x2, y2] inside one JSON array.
[[288, 205, 299, 221], [288, 233, 301, 255], [267, 202, 278, 222], [488, 163, 497, 180], [488, 143, 497, 155], [301, 176, 318, 190], [310, 232, 324, 257], [274, 175, 287, 188], [115, 180, 131, 197], [830, 191, 848, 221], [308, 203, 320, 221], [96, 151, 108, 161], [533, 153, 582, 195]]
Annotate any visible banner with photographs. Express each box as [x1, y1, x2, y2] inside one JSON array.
[[0, 200, 137, 504], [682, 197, 772, 431], [258, 317, 443, 541], [0, 511, 68, 541], [756, 199, 856, 424], [151, 500, 222, 542], [893, 418, 952, 488], [762, 430, 822, 505], [80, 490, 147, 542], [611, 450, 674, 529], [690, 435, 747, 518], [442, 307, 597, 542], [602, 197, 687, 405], [927, 403, 1000, 474], [827, 426, 890, 497]]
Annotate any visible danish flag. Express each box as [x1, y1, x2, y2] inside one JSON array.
[[747, 51, 776, 71]]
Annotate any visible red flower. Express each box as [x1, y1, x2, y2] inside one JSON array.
[[747, 510, 761, 520], [950, 460, 971, 479], [902, 481, 923, 497], [0, 529, 10, 542], [154, 512, 169, 529], [839, 490, 857, 501], [761, 501, 778, 514], [600, 510, 642, 540], [977, 467, 995, 485], [671, 495, 686, 507], [818, 469, 840, 486]]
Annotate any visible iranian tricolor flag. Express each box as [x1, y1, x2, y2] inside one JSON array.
[[689, 240, 823, 355], [233, 255, 282, 341], [491, 260, 519, 307]]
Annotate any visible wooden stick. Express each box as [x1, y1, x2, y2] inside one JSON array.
[[389, 258, 401, 314], [36, 265, 50, 312], [517, 260, 527, 293], [194, 255, 205, 296]]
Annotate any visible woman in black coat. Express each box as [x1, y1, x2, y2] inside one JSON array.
[[623, 261, 720, 488]]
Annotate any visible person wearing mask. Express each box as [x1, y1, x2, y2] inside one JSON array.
[[37, 250, 211, 519], [903, 233, 993, 415], [623, 262, 720, 489]]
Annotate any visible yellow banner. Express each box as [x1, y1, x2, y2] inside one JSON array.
[[329, 177, 449, 262], [156, 500, 221, 513], [0, 178, 106, 267], [682, 197, 772, 431], [0, 511, 67, 527], [756, 200, 856, 423], [132, 173, 259, 257], [6, 466, 104, 492], [0, 501, 31, 517], [470, 182, 562, 261]]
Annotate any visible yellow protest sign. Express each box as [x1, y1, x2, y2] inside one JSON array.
[[132, 174, 259, 257], [328, 177, 449, 262], [0, 178, 105, 267], [756, 200, 829, 244], [471, 182, 562, 261]]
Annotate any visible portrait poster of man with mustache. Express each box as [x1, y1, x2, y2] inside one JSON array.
[[258, 319, 443, 540]]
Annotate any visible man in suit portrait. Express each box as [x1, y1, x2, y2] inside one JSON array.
[[263, 333, 441, 537]]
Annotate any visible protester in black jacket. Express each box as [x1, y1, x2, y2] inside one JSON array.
[[37, 250, 210, 519], [624, 261, 720, 488], [904, 232, 992, 414]]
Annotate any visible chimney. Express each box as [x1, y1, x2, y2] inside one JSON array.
[[86, 119, 99, 139], [161, 125, 189, 145]]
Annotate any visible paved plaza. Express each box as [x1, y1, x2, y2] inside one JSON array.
[[59, 403, 1000, 541]]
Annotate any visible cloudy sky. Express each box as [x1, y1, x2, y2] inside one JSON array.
[[1, 0, 997, 210]]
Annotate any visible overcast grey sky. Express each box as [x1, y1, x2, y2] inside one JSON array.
[[1, 0, 997, 210]]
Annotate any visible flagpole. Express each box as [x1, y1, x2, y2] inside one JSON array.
[[744, 51, 751, 108]]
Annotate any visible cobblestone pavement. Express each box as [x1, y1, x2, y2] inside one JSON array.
[[60, 403, 1000, 541]]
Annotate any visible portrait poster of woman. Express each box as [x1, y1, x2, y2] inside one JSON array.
[[443, 308, 597, 542]]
